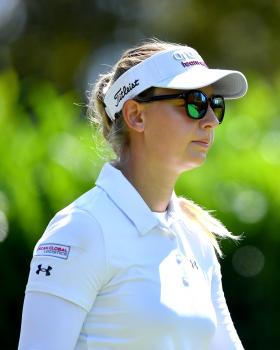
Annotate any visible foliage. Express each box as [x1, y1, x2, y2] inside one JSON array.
[[0, 67, 279, 349]]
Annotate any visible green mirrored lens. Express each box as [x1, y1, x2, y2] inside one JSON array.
[[211, 97, 224, 122], [187, 92, 207, 119], [188, 104, 201, 118]]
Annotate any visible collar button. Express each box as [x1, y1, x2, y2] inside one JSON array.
[[182, 276, 189, 286], [168, 232, 176, 240], [176, 254, 183, 264]]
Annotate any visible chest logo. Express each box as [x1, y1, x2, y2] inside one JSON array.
[[189, 259, 199, 270], [36, 264, 52, 276]]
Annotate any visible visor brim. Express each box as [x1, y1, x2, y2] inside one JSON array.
[[153, 68, 248, 99]]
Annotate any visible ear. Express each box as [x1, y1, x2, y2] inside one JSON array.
[[122, 100, 145, 133]]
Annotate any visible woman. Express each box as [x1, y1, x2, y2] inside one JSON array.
[[18, 39, 248, 349]]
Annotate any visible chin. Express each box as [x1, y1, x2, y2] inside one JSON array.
[[181, 157, 207, 172]]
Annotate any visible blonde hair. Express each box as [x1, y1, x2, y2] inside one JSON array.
[[179, 198, 240, 257], [88, 38, 240, 256], [88, 38, 181, 156]]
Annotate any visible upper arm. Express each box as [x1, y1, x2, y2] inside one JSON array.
[[18, 291, 87, 350], [19, 208, 109, 349], [25, 209, 108, 311]]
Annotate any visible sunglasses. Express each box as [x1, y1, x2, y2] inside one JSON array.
[[135, 90, 225, 124]]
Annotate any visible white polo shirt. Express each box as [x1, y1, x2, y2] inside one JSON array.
[[26, 163, 244, 350]]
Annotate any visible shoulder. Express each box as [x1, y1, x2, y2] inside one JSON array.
[[28, 188, 112, 311], [36, 187, 107, 253]]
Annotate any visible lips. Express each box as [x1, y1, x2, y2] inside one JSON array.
[[192, 140, 211, 147]]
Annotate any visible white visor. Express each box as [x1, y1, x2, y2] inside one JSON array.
[[104, 46, 248, 121]]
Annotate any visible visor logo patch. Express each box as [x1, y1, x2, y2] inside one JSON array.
[[114, 79, 140, 107], [181, 61, 207, 68], [172, 49, 201, 61], [172, 49, 207, 69], [35, 243, 71, 260]]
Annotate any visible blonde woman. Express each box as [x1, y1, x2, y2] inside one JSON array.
[[18, 39, 248, 350]]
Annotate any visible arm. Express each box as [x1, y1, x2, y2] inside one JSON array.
[[18, 292, 87, 350], [18, 208, 108, 349], [210, 261, 244, 350]]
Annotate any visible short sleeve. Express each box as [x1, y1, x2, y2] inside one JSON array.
[[210, 255, 244, 350], [25, 208, 108, 312]]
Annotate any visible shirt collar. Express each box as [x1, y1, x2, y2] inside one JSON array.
[[95, 163, 182, 236]]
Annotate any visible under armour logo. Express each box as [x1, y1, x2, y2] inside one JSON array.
[[189, 259, 198, 270], [36, 264, 52, 276]]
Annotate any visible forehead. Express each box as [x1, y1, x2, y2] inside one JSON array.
[[154, 85, 214, 96]]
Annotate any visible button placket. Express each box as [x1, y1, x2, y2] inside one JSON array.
[[159, 223, 192, 287], [168, 227, 190, 287], [159, 225, 176, 241], [175, 253, 190, 286], [182, 275, 189, 287], [174, 220, 203, 286], [176, 253, 183, 264]]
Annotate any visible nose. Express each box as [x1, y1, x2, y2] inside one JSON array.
[[200, 106, 220, 129]]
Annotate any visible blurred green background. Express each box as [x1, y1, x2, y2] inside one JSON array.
[[0, 0, 279, 348]]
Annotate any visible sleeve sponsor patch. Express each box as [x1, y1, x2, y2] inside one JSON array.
[[35, 243, 71, 260]]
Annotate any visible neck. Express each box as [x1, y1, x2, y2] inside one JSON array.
[[117, 151, 179, 212]]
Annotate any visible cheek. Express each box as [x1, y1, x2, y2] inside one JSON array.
[[143, 106, 168, 140], [145, 103, 198, 152], [145, 104, 194, 138]]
